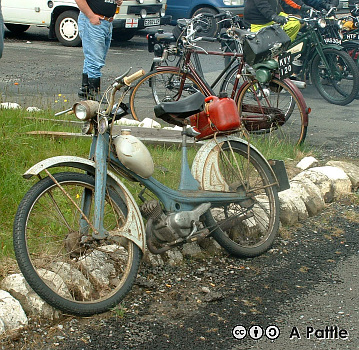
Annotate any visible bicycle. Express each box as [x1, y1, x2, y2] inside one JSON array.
[[13, 69, 289, 316], [286, 10, 359, 105], [130, 15, 310, 145]]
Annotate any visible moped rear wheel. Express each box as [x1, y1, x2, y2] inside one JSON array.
[[200, 140, 280, 258], [311, 48, 359, 105], [13, 172, 142, 316]]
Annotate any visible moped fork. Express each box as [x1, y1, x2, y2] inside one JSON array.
[[79, 132, 109, 240]]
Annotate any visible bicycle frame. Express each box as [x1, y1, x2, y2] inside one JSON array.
[[155, 47, 246, 100]]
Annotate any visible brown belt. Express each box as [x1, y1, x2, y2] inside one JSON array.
[[95, 14, 114, 22]]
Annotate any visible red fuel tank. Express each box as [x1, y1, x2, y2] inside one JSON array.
[[189, 95, 241, 140]]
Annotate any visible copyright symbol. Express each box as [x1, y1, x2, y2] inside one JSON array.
[[232, 325, 247, 340]]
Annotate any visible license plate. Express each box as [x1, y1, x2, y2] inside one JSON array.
[[324, 37, 342, 45], [343, 32, 359, 41], [144, 18, 160, 27], [278, 52, 293, 79]]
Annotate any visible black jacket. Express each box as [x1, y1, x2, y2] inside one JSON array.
[[244, 0, 305, 24]]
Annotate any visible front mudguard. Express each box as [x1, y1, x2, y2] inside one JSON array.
[[24, 156, 146, 253]]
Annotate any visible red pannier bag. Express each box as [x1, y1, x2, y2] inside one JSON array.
[[189, 94, 241, 140]]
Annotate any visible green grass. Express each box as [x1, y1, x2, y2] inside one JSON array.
[[0, 107, 310, 277]]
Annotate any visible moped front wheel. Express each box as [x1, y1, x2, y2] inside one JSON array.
[[311, 48, 359, 105], [13, 172, 142, 316], [199, 140, 280, 258]]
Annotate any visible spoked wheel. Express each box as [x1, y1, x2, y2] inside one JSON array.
[[236, 78, 307, 145], [129, 69, 203, 122], [13, 172, 142, 316], [196, 139, 280, 258], [311, 48, 359, 105]]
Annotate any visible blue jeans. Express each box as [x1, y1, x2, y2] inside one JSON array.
[[78, 12, 112, 79]]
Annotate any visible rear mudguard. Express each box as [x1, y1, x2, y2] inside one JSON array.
[[23, 156, 146, 252], [235, 77, 309, 127], [191, 135, 289, 192]]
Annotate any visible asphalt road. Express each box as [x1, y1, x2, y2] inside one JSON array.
[[0, 25, 358, 154], [0, 26, 358, 350]]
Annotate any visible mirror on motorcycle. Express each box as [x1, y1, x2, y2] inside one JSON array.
[[73, 100, 100, 121]]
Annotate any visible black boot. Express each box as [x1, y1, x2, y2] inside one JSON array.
[[87, 77, 101, 100], [78, 73, 89, 99]]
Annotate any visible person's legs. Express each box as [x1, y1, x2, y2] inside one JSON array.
[[278, 12, 300, 41], [78, 13, 113, 98]]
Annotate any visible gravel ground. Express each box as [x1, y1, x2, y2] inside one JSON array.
[[0, 196, 358, 350]]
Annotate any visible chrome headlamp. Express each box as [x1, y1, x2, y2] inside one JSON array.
[[318, 19, 327, 28], [73, 100, 100, 121], [140, 9, 147, 18]]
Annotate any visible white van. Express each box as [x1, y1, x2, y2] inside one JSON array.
[[2, 0, 171, 46]]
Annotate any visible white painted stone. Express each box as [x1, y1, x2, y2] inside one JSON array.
[[164, 249, 183, 266], [1, 274, 61, 320], [26, 106, 42, 112], [50, 262, 94, 301], [115, 118, 141, 126], [326, 161, 359, 190], [1, 102, 21, 109], [138, 118, 161, 129], [292, 170, 334, 203], [79, 250, 115, 286], [0, 290, 28, 333], [145, 252, 164, 266], [309, 166, 352, 198], [289, 179, 325, 216], [296, 156, 319, 170], [182, 243, 203, 258], [278, 188, 308, 225]]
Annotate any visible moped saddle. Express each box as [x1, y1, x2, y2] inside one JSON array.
[[154, 92, 205, 126]]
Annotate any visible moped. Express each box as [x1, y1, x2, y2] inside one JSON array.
[[13, 69, 289, 316]]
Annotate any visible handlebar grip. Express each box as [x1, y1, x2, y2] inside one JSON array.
[[123, 69, 145, 85]]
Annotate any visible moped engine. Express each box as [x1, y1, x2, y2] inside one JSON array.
[[140, 200, 211, 244]]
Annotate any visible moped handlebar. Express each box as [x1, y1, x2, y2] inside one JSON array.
[[123, 69, 145, 86]]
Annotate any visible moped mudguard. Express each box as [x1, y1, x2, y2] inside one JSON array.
[[23, 156, 146, 252], [191, 135, 289, 192]]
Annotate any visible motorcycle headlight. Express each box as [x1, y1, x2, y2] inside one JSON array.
[[73, 100, 100, 121], [337, 19, 344, 29], [318, 19, 326, 28]]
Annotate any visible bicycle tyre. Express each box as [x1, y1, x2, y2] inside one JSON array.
[[13, 172, 142, 316], [129, 69, 204, 122], [311, 48, 359, 105], [235, 77, 307, 145], [199, 139, 280, 258]]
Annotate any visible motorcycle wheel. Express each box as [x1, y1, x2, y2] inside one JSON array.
[[13, 172, 142, 316], [311, 48, 359, 105]]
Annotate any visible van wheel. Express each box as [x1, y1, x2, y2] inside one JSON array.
[[192, 7, 218, 37], [5, 24, 30, 34], [55, 10, 81, 47]]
